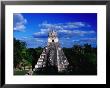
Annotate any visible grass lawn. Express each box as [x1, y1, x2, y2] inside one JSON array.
[[14, 70, 28, 75]]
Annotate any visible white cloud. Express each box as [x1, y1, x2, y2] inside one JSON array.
[[34, 38, 45, 42], [39, 21, 90, 31], [34, 32, 45, 35], [14, 23, 26, 31], [13, 13, 27, 32], [66, 37, 70, 39], [80, 38, 97, 42], [58, 29, 96, 37], [66, 22, 85, 28], [22, 37, 45, 43], [72, 30, 95, 36], [34, 21, 95, 38], [33, 31, 48, 38], [40, 28, 50, 32], [72, 38, 97, 45], [39, 21, 54, 28], [58, 29, 72, 34], [72, 39, 79, 42], [55, 25, 63, 29], [20, 37, 46, 48]]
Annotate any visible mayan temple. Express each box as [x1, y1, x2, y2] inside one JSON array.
[[34, 30, 69, 74]]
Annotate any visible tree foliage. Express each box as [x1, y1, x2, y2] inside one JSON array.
[[14, 38, 32, 69], [14, 38, 97, 75], [63, 44, 97, 75]]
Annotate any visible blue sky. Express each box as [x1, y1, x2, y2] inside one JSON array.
[[13, 13, 97, 48]]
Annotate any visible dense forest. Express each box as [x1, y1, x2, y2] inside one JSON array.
[[14, 38, 97, 75]]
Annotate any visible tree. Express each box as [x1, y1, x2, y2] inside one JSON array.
[[63, 43, 97, 75], [14, 38, 26, 68]]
